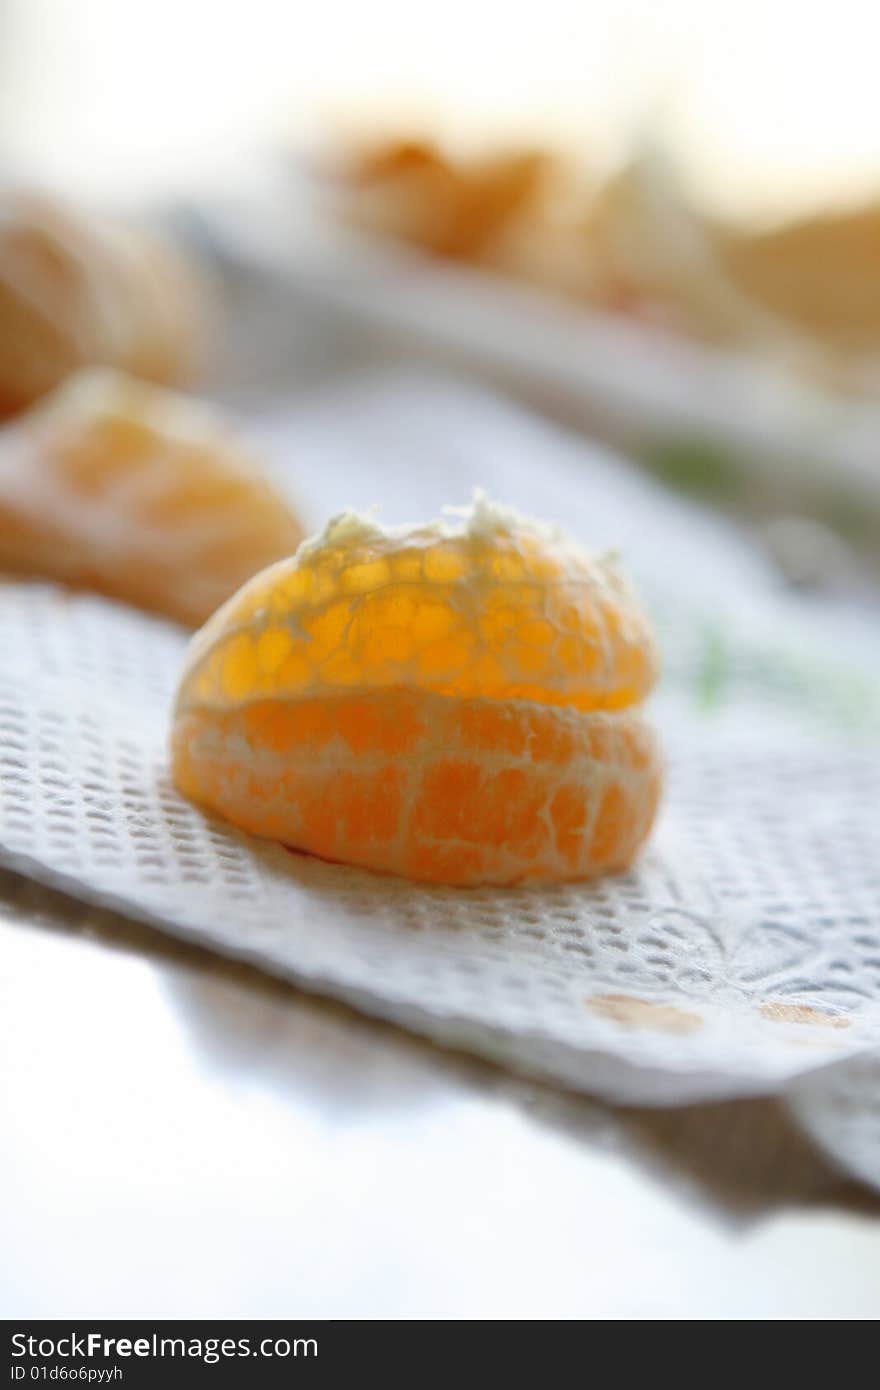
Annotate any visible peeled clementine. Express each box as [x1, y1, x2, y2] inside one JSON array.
[[171, 495, 662, 885]]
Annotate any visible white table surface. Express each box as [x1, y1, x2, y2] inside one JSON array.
[[3, 870, 880, 1320]]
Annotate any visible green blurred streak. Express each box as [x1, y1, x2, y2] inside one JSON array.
[[695, 624, 729, 709], [644, 439, 747, 503]]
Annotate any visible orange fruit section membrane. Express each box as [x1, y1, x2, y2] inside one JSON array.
[[172, 496, 662, 885]]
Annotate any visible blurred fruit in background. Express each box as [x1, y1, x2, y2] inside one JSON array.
[[341, 140, 554, 263], [335, 136, 880, 393], [0, 368, 303, 626], [0, 191, 210, 419]]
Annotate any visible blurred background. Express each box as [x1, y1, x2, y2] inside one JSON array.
[[5, 0, 880, 217], [4, 0, 880, 589]]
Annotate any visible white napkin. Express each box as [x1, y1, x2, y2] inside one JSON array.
[[1, 372, 878, 1110]]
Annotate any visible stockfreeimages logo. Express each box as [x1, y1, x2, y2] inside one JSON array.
[[10, 1331, 317, 1368]]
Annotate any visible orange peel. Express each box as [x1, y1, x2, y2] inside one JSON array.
[[171, 496, 662, 885]]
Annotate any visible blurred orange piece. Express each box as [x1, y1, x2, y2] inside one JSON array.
[[717, 204, 880, 355], [582, 153, 880, 358], [343, 139, 553, 262], [0, 192, 208, 419], [0, 369, 304, 627], [172, 496, 662, 884]]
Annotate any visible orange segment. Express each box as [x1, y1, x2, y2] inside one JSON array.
[[172, 690, 662, 886], [178, 494, 658, 714], [0, 368, 303, 626]]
